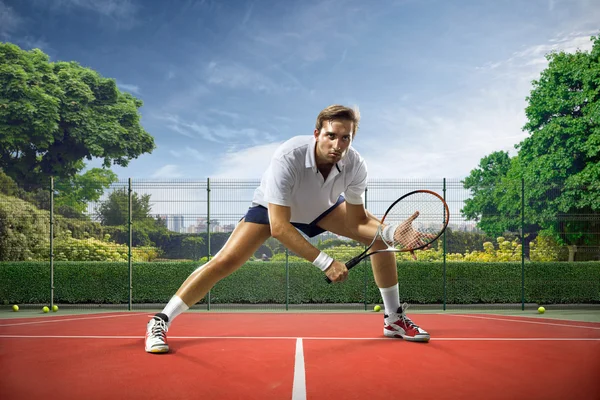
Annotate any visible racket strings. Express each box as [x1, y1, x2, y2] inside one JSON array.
[[383, 192, 448, 251]]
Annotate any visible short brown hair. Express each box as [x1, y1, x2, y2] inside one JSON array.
[[315, 104, 360, 137]]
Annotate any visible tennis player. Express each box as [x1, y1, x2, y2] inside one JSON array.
[[145, 105, 430, 353]]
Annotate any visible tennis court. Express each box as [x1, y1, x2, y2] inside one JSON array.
[[1, 177, 599, 399], [1, 308, 599, 400]]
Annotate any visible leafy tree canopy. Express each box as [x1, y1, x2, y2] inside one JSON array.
[[0, 43, 155, 186], [463, 35, 600, 250], [54, 165, 118, 215], [520, 35, 600, 212], [96, 188, 153, 226]]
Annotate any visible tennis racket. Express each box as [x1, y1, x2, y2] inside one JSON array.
[[325, 189, 450, 283]]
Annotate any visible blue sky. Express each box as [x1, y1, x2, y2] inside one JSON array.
[[1, 0, 598, 181]]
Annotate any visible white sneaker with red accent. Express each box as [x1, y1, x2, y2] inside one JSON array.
[[145, 316, 169, 353], [384, 303, 430, 342]]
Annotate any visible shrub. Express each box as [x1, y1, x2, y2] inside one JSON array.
[[49, 231, 159, 262]]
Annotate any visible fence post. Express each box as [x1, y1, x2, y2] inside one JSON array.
[[443, 178, 447, 311], [521, 178, 525, 311], [363, 186, 368, 311], [128, 178, 133, 311], [207, 177, 211, 311], [50, 177, 55, 311]]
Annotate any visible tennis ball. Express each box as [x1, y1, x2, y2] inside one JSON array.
[[52, 305, 59, 312], [374, 305, 381, 312], [12, 305, 19, 312], [42, 306, 49, 313], [538, 306, 545, 314]]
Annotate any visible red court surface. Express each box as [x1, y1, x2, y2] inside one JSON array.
[[1, 312, 599, 400]]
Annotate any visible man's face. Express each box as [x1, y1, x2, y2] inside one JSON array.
[[314, 120, 353, 165]]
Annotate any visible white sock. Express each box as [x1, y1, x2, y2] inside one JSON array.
[[379, 284, 401, 315], [161, 295, 189, 324]]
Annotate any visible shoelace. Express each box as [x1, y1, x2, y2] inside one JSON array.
[[398, 303, 419, 330], [151, 318, 168, 339]]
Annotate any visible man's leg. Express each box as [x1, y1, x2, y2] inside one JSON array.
[[145, 220, 272, 353], [314, 202, 397, 287], [316, 202, 430, 342]]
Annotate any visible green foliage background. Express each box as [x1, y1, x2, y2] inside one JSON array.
[[1, 261, 598, 305]]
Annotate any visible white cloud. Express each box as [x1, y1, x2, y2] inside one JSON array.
[[161, 84, 210, 111], [159, 113, 274, 145], [247, 0, 363, 66], [481, 32, 596, 75], [361, 32, 596, 180], [169, 147, 207, 162], [117, 82, 140, 94], [0, 1, 22, 38], [151, 164, 183, 178], [361, 110, 528, 180], [514, 32, 595, 59], [54, 0, 138, 20], [167, 123, 194, 138], [208, 108, 240, 120], [210, 142, 282, 178], [205, 61, 283, 93]]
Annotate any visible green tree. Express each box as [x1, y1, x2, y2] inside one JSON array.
[[462, 151, 515, 237], [317, 237, 361, 250], [0, 43, 155, 187], [519, 35, 600, 258], [182, 236, 205, 261], [96, 188, 152, 226], [54, 166, 118, 216], [462, 35, 600, 260]]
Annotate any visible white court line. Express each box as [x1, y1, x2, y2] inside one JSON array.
[[292, 338, 307, 400], [1, 335, 598, 341], [0, 313, 146, 327], [447, 314, 600, 330]]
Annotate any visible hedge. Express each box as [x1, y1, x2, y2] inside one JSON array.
[[0, 261, 598, 305]]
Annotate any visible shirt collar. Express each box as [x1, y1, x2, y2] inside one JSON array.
[[305, 136, 317, 170]]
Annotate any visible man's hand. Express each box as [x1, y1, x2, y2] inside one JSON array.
[[392, 211, 437, 260], [324, 260, 348, 283]]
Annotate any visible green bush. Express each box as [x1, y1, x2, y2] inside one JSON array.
[[49, 232, 159, 262], [1, 261, 598, 305], [0, 193, 50, 261]]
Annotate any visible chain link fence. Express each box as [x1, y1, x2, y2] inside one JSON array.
[[1, 178, 598, 311]]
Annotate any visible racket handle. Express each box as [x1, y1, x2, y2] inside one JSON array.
[[324, 256, 363, 284], [345, 256, 363, 270]]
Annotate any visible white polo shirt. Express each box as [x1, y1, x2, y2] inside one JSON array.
[[252, 135, 368, 224]]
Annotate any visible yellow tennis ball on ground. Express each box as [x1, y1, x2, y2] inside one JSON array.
[[52, 305, 59, 312], [538, 306, 545, 314], [374, 305, 381, 312], [12, 305, 19, 312], [42, 306, 49, 313]]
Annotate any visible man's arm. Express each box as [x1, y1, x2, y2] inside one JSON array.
[[268, 203, 349, 282], [344, 202, 382, 240], [268, 203, 320, 262]]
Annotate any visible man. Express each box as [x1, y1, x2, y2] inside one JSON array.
[[145, 105, 430, 353]]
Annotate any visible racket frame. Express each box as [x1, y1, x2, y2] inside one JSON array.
[[325, 189, 449, 283]]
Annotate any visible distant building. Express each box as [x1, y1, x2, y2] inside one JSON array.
[[160, 214, 186, 233]]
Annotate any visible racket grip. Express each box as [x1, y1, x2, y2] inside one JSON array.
[[345, 256, 363, 270], [324, 256, 363, 284]]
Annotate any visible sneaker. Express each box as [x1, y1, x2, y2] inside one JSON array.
[[145, 316, 169, 353], [384, 303, 430, 342]]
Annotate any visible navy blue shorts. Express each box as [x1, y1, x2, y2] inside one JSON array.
[[243, 196, 345, 238]]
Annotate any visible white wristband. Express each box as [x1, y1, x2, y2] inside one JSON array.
[[312, 251, 334, 271], [382, 224, 396, 245]]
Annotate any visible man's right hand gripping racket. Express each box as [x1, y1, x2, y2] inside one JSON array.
[[325, 189, 450, 283]]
